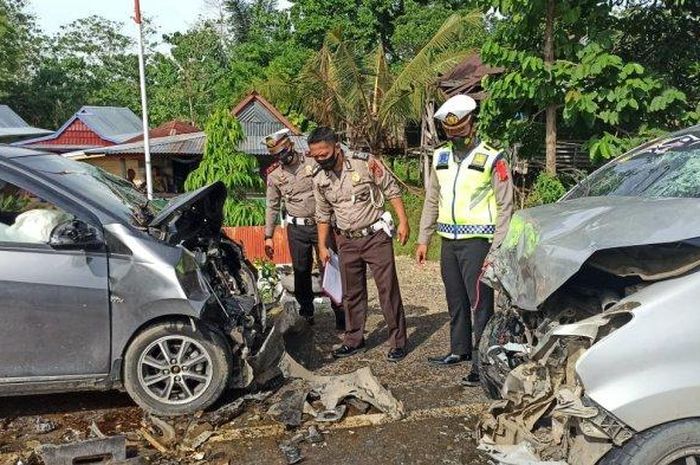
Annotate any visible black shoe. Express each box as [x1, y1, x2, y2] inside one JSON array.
[[427, 353, 471, 366], [461, 371, 480, 387], [332, 342, 366, 358], [387, 347, 406, 362]]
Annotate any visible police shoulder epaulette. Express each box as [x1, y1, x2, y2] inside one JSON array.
[[311, 164, 324, 177], [265, 161, 280, 175], [435, 141, 449, 149], [351, 151, 370, 161]]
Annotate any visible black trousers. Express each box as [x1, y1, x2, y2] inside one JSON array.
[[287, 224, 344, 325], [287, 224, 316, 317], [440, 238, 494, 355]]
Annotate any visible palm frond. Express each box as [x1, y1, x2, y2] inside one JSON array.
[[380, 12, 481, 125]]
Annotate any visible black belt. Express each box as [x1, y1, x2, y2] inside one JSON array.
[[335, 221, 382, 239], [286, 215, 316, 226]]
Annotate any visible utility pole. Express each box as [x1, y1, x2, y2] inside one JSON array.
[[134, 0, 153, 199]]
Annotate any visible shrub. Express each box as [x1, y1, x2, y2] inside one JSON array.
[[524, 172, 566, 207]]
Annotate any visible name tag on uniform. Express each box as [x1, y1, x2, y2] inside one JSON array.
[[468, 153, 489, 172], [436, 151, 450, 170]]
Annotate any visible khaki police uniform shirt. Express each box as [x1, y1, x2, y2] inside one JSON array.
[[418, 144, 514, 249], [265, 152, 317, 237], [314, 151, 401, 231]]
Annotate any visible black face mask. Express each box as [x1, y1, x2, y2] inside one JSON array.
[[317, 150, 338, 170], [277, 147, 295, 165]]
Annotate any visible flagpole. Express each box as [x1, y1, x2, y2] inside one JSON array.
[[134, 0, 153, 200]]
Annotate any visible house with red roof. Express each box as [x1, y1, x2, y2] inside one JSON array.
[[14, 106, 143, 154]]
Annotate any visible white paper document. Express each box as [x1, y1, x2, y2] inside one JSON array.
[[322, 251, 343, 304]]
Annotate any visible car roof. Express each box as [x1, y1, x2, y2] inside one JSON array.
[[0, 144, 54, 160]]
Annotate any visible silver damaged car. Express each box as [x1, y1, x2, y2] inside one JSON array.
[[477, 126, 700, 464], [0, 147, 266, 415]]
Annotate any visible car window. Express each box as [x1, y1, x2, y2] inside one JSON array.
[[0, 180, 73, 245], [17, 154, 161, 225], [567, 133, 700, 199]]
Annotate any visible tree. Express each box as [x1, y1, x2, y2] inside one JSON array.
[[149, 23, 228, 127], [9, 15, 142, 129], [185, 108, 265, 226], [477, 0, 691, 168], [290, 0, 403, 55], [1, 0, 42, 114], [272, 13, 480, 154], [391, 0, 485, 64]]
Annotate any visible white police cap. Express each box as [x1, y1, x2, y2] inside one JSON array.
[[434, 94, 477, 126], [261, 128, 291, 153]]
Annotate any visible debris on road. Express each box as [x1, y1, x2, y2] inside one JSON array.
[[34, 418, 58, 435], [278, 440, 303, 464], [280, 353, 405, 419], [38, 436, 127, 465]]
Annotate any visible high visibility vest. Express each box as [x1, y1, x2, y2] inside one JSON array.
[[433, 141, 500, 240]]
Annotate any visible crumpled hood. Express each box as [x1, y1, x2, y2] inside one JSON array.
[[149, 181, 227, 244], [485, 196, 700, 310]]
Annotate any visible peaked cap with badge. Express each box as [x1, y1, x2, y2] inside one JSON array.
[[434, 94, 477, 132], [262, 128, 293, 155]]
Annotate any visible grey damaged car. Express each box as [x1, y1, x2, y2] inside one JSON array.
[[0, 146, 266, 415], [477, 126, 700, 464]]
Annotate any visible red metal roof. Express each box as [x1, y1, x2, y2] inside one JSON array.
[[125, 120, 200, 142], [22, 120, 111, 151]]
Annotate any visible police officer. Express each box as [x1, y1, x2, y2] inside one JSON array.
[[264, 128, 345, 329], [308, 127, 410, 362], [416, 94, 514, 386]]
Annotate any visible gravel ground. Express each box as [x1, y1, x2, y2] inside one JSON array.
[[0, 256, 491, 465]]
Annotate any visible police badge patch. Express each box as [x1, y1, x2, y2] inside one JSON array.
[[436, 150, 450, 170], [468, 153, 489, 172]]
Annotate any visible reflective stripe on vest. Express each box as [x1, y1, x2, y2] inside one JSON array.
[[433, 141, 500, 240]]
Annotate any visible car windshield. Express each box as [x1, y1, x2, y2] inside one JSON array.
[[18, 154, 163, 224], [566, 134, 700, 200]]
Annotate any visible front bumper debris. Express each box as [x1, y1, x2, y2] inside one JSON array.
[[478, 310, 636, 465]]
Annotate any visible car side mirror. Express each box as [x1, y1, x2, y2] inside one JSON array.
[[49, 219, 104, 251]]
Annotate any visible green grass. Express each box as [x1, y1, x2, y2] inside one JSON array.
[[389, 192, 441, 261]]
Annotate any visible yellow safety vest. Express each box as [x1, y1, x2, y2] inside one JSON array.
[[433, 141, 500, 240]]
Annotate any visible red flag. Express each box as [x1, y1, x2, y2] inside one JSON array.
[[133, 0, 142, 24]]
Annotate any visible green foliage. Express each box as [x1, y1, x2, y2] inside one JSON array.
[[149, 23, 228, 127], [253, 257, 278, 281], [253, 257, 280, 304], [0, 193, 28, 212], [269, 13, 480, 153], [477, 0, 696, 164], [388, 192, 440, 261], [185, 108, 265, 226], [524, 172, 566, 207], [388, 156, 422, 187]]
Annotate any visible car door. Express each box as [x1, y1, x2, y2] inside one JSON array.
[[0, 173, 111, 380]]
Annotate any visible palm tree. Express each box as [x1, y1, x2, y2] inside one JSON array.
[[260, 12, 481, 155]]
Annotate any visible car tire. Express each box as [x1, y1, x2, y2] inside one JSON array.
[[599, 419, 700, 465], [123, 320, 232, 416], [477, 313, 512, 399]]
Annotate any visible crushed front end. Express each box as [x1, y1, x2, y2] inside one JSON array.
[[478, 307, 637, 465]]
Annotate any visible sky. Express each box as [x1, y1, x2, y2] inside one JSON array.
[[30, 0, 217, 42]]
